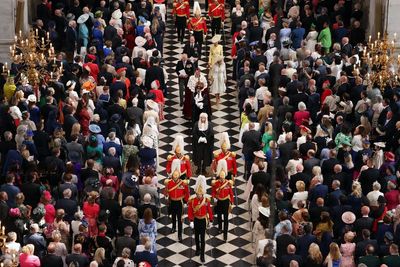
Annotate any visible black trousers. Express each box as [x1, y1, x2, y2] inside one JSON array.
[[217, 199, 229, 236], [194, 218, 206, 256], [193, 31, 204, 58], [170, 200, 183, 236], [176, 16, 187, 42], [211, 17, 222, 36]]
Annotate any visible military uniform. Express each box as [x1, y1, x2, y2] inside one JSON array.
[[208, 2, 225, 36], [211, 178, 233, 240], [166, 154, 192, 179], [188, 16, 208, 56], [172, 0, 190, 42], [188, 195, 213, 261], [212, 151, 237, 180], [164, 177, 189, 240]]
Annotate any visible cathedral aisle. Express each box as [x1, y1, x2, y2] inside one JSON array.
[[155, 2, 255, 266]]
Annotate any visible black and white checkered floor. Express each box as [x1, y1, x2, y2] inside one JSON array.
[[155, 2, 255, 266]]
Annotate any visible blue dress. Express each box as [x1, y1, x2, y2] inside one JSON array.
[[138, 218, 157, 252]]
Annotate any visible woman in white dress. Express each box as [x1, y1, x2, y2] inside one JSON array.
[[305, 24, 318, 52], [209, 56, 227, 104]]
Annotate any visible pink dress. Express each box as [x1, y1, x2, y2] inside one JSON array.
[[44, 203, 55, 224], [340, 242, 355, 267]]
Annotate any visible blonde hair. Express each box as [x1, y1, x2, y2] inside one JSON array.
[[351, 181, 362, 198], [308, 243, 323, 264], [71, 123, 81, 136], [52, 230, 61, 242], [296, 181, 306, 192], [21, 244, 35, 255], [329, 242, 341, 261], [265, 122, 273, 135], [94, 248, 105, 264]]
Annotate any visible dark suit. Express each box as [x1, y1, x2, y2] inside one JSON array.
[[297, 233, 317, 261], [321, 158, 339, 177], [308, 184, 328, 206], [289, 172, 311, 193], [175, 60, 195, 105], [354, 217, 374, 240], [278, 142, 297, 167], [55, 198, 78, 223], [115, 236, 136, 257], [145, 65, 166, 92], [134, 250, 158, 266], [41, 253, 64, 267], [183, 42, 200, 60], [355, 239, 378, 259], [104, 25, 117, 42], [276, 234, 296, 260], [23, 233, 47, 258], [66, 253, 90, 267], [303, 158, 320, 175], [281, 254, 303, 267], [252, 171, 272, 192], [358, 168, 380, 196]]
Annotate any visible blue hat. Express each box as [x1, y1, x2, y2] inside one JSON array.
[[110, 114, 121, 122], [89, 124, 101, 134], [26, 129, 34, 137]]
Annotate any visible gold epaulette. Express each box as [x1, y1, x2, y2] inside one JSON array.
[[213, 150, 220, 157], [182, 179, 189, 185], [184, 155, 190, 161], [230, 152, 236, 157], [167, 155, 173, 161], [189, 195, 196, 201], [164, 179, 170, 186], [206, 197, 211, 202], [211, 180, 217, 186], [229, 180, 234, 186]]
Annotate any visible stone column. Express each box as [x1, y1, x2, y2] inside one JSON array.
[[0, 0, 15, 63], [386, 0, 400, 43]]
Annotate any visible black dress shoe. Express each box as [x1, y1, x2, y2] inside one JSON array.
[[218, 228, 222, 234], [171, 228, 176, 233], [178, 235, 182, 241], [223, 234, 227, 241], [195, 250, 200, 256], [200, 255, 205, 262]]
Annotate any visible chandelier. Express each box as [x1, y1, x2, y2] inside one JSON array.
[[1, 29, 62, 97], [362, 31, 399, 89]]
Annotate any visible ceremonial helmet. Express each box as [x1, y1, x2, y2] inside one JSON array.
[[219, 132, 231, 150], [171, 159, 181, 179], [193, 1, 201, 16], [195, 182, 205, 195], [216, 159, 228, 179], [172, 135, 185, 154], [195, 175, 207, 195]]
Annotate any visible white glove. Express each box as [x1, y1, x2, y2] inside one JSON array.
[[203, 138, 207, 144], [190, 222, 194, 229], [198, 137, 204, 143], [197, 102, 204, 109]]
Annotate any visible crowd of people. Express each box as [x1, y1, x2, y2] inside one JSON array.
[[0, 0, 397, 266]]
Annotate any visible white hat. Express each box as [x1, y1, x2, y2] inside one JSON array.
[[193, 1, 201, 16], [341, 211, 356, 224], [112, 9, 122, 19], [151, 80, 160, 90], [131, 97, 139, 106], [211, 34, 221, 44], [142, 135, 153, 148], [146, 99, 159, 112], [253, 150, 266, 159], [172, 135, 185, 154], [216, 159, 228, 176], [66, 80, 76, 90], [27, 94, 37, 103], [258, 206, 270, 217], [278, 87, 287, 92], [77, 14, 90, 24], [374, 142, 386, 148], [219, 132, 231, 150], [171, 159, 181, 176], [195, 175, 207, 195], [135, 36, 146, 47]]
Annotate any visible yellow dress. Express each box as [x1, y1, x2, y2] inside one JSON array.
[[208, 44, 223, 66], [3, 82, 16, 101]]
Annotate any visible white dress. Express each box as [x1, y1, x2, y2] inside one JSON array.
[[210, 62, 227, 95], [305, 30, 318, 52]]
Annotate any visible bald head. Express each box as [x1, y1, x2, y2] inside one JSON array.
[[287, 244, 296, 254], [361, 206, 370, 216]]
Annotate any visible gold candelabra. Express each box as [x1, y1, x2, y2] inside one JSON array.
[[2, 29, 62, 96], [362, 31, 399, 89]]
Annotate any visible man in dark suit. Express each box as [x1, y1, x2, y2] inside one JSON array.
[[183, 35, 200, 61], [41, 243, 64, 267], [355, 229, 378, 259], [126, 97, 144, 129], [145, 58, 166, 93], [138, 194, 158, 219], [276, 225, 296, 260], [354, 206, 374, 241], [0, 192, 9, 226], [321, 149, 339, 178], [308, 182, 328, 207], [288, 164, 311, 196], [297, 224, 317, 261], [65, 20, 77, 63], [309, 198, 329, 226], [115, 226, 136, 257], [278, 134, 297, 167], [23, 224, 47, 258], [241, 122, 261, 179], [265, 21, 280, 42], [303, 149, 320, 175], [281, 244, 303, 267], [66, 244, 90, 267], [20, 172, 41, 209], [175, 53, 195, 106], [251, 162, 272, 192], [55, 189, 78, 223], [327, 180, 344, 207], [36, 0, 52, 26], [358, 159, 380, 196], [104, 21, 118, 42]]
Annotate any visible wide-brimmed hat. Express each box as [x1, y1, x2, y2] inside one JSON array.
[[342, 211, 356, 224], [112, 9, 122, 19], [374, 142, 386, 148], [385, 151, 395, 162], [211, 34, 221, 44], [27, 94, 37, 103], [77, 14, 90, 24], [110, 113, 121, 122], [253, 150, 266, 159], [258, 206, 270, 217], [146, 99, 159, 111], [89, 124, 101, 134], [135, 36, 146, 47], [299, 125, 311, 134], [82, 81, 95, 91], [66, 13, 75, 21]]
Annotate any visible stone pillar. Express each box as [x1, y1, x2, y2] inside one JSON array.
[[0, 0, 15, 63], [386, 0, 400, 42]]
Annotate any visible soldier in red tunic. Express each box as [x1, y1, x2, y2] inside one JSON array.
[[166, 135, 192, 180], [188, 176, 213, 262], [212, 132, 237, 181], [188, 2, 207, 57], [172, 0, 190, 43], [212, 159, 234, 241], [208, 0, 225, 36], [164, 159, 190, 241]]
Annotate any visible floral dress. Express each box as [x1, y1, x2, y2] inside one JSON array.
[[340, 242, 355, 267], [138, 218, 157, 252]]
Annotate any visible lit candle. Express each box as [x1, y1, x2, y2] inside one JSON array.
[[369, 35, 371, 42], [54, 58, 56, 64], [19, 30, 21, 37], [41, 37, 44, 44], [47, 32, 49, 40], [51, 72, 53, 78], [5, 62, 8, 69], [378, 32, 381, 39], [14, 35, 17, 42], [2, 66, 4, 72], [35, 29, 38, 36], [395, 33, 397, 40]]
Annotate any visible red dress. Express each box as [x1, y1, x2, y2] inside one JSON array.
[[44, 203, 55, 224], [124, 25, 136, 51], [83, 202, 100, 237], [294, 110, 310, 126], [79, 108, 91, 136]]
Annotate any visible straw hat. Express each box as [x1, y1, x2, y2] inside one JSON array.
[[112, 9, 122, 19], [135, 36, 146, 47], [258, 206, 270, 217], [77, 14, 90, 24], [341, 211, 356, 224], [253, 150, 266, 159], [211, 34, 221, 44]]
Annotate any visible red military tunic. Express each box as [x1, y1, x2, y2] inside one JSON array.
[[172, 1, 190, 18], [166, 154, 193, 178], [212, 151, 237, 176], [188, 196, 214, 221], [164, 178, 189, 202], [208, 3, 225, 20], [212, 179, 234, 203], [188, 17, 207, 33]]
